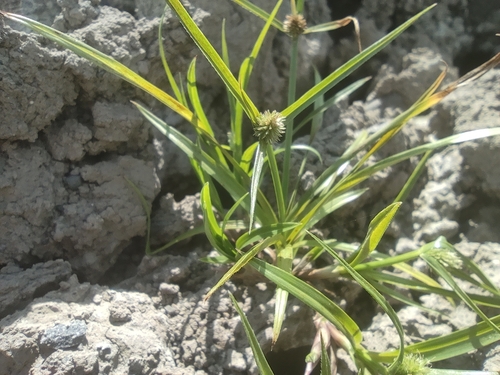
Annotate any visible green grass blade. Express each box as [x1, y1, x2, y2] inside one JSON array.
[[186, 58, 230, 169], [148, 226, 205, 255], [134, 101, 278, 224], [273, 245, 294, 344], [165, 0, 259, 122], [293, 77, 371, 136], [159, 5, 187, 106], [373, 315, 500, 363], [304, 17, 358, 34], [249, 144, 265, 232], [124, 177, 152, 253], [200, 183, 237, 260], [220, 19, 242, 161], [296, 0, 304, 13], [347, 202, 402, 267], [206, 236, 276, 300], [231, 0, 284, 31], [288, 185, 367, 243], [187, 57, 213, 134], [302, 188, 367, 232], [339, 127, 500, 192], [1, 11, 195, 122], [349, 69, 447, 177], [448, 267, 500, 297], [454, 250, 500, 295], [241, 142, 259, 174], [239, 0, 282, 89], [250, 258, 363, 346], [421, 252, 500, 336], [273, 144, 323, 164], [320, 336, 332, 375], [394, 150, 433, 203], [368, 278, 439, 315], [200, 255, 232, 264], [233, 0, 282, 163], [309, 68, 326, 144], [236, 223, 299, 249], [133, 102, 275, 224], [222, 193, 249, 235], [308, 231, 406, 371], [229, 293, 275, 375], [429, 371, 499, 375], [281, 4, 436, 119], [360, 269, 500, 309]]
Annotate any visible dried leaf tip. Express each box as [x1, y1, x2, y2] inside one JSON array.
[[253, 110, 285, 144], [284, 14, 307, 38]]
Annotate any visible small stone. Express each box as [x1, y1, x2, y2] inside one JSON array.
[[64, 174, 83, 190], [40, 320, 87, 350], [159, 283, 180, 295], [224, 349, 247, 372], [59, 280, 71, 290], [109, 305, 132, 323]]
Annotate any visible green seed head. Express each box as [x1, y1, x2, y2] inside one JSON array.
[[428, 248, 463, 269], [254, 110, 286, 144], [284, 14, 307, 38], [394, 353, 430, 375]]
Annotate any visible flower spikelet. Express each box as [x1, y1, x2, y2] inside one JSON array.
[[254, 110, 286, 144], [428, 248, 463, 269], [284, 14, 307, 38]]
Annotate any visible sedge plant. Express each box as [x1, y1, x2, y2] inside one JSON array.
[[3, 1, 500, 374]]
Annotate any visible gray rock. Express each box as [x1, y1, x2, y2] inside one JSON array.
[[40, 320, 87, 350], [0, 260, 72, 319], [0, 28, 78, 142], [52, 0, 100, 31], [52, 155, 160, 282], [0, 144, 67, 265], [46, 119, 93, 161], [150, 193, 203, 247], [0, 276, 175, 375]]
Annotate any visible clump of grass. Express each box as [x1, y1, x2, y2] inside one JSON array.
[[3, 1, 500, 374]]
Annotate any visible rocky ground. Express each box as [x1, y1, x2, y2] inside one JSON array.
[[0, 0, 499, 374]]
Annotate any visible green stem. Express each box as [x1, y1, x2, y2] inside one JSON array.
[[266, 143, 286, 222], [282, 37, 299, 207], [308, 248, 425, 280]]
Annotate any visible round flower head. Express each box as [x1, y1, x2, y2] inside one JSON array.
[[284, 14, 307, 38], [254, 110, 286, 144]]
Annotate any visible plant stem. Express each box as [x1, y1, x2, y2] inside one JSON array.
[[282, 37, 299, 206]]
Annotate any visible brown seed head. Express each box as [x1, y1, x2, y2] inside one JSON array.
[[284, 14, 307, 38]]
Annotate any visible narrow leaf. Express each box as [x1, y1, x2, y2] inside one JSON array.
[[231, 0, 284, 31], [236, 222, 299, 249], [249, 143, 265, 232], [165, 0, 259, 122], [206, 236, 276, 300], [230, 293, 275, 375], [422, 252, 500, 336], [250, 258, 363, 346], [1, 11, 194, 122], [347, 202, 402, 267], [373, 315, 500, 363], [308, 231, 406, 371], [281, 4, 437, 119], [159, 5, 186, 106], [273, 246, 294, 344]]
